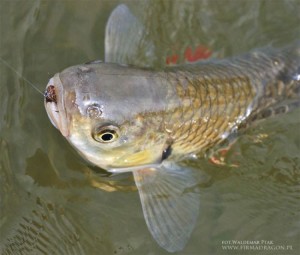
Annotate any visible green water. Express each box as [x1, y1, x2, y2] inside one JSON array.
[[0, 0, 300, 254]]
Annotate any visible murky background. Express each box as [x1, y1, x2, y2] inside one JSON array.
[[1, 0, 300, 254]]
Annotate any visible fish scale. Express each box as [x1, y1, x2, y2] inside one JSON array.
[[142, 44, 299, 157], [159, 71, 254, 155]]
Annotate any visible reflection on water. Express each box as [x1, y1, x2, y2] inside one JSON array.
[[0, 0, 299, 254]]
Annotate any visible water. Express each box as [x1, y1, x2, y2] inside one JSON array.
[[0, 0, 300, 254]]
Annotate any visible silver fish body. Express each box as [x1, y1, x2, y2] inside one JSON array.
[[44, 42, 300, 252], [45, 42, 300, 168]]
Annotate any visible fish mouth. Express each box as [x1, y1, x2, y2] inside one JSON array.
[[44, 75, 69, 137]]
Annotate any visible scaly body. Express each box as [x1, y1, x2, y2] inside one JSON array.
[[44, 42, 300, 252]]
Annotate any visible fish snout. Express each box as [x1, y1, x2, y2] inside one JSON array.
[[44, 76, 69, 137]]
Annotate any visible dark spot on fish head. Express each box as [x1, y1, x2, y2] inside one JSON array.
[[44, 85, 57, 103]]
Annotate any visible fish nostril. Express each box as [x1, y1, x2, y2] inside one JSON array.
[[44, 85, 57, 103]]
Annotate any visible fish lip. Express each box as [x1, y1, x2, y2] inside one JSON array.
[[44, 75, 70, 137]]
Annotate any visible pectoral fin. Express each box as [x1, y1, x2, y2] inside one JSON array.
[[133, 162, 201, 252]]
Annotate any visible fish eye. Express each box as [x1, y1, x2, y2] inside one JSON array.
[[93, 125, 119, 143]]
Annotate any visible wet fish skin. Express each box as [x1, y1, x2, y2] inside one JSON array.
[[158, 43, 300, 156], [49, 63, 172, 169], [44, 42, 300, 252], [46, 43, 300, 168]]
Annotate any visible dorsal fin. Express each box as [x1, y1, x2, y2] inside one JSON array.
[[105, 4, 155, 67]]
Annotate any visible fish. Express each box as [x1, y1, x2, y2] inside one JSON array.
[[44, 4, 300, 253]]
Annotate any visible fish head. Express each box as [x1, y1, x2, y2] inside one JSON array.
[[44, 62, 170, 172]]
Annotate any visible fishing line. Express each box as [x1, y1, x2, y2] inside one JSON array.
[[0, 57, 44, 96]]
